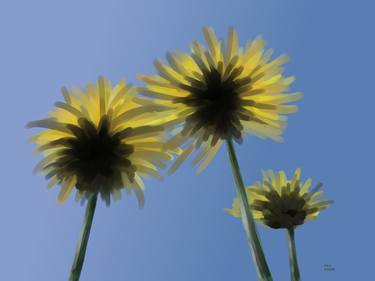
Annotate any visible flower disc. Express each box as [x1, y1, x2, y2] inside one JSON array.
[[140, 27, 302, 173], [226, 168, 332, 229], [28, 77, 175, 205]]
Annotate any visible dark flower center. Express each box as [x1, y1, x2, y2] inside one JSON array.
[[252, 188, 307, 229], [179, 68, 251, 142], [284, 209, 299, 217], [53, 117, 135, 193]]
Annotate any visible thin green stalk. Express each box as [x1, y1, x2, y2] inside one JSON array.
[[287, 228, 301, 281], [226, 138, 272, 281], [69, 193, 98, 281]]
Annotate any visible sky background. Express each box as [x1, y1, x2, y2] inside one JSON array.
[[1, 0, 374, 280]]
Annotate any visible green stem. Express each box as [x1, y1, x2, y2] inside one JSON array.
[[69, 193, 98, 281], [287, 228, 301, 281], [226, 138, 272, 281]]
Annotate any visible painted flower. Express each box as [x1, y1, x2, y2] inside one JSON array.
[[139, 27, 301, 173], [226, 168, 332, 229], [28, 77, 176, 206]]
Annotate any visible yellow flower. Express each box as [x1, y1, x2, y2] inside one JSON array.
[[226, 168, 332, 229], [28, 77, 175, 206], [139, 27, 302, 173]]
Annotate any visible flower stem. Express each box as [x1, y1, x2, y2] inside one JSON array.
[[287, 228, 301, 281], [69, 193, 98, 281], [225, 138, 272, 281]]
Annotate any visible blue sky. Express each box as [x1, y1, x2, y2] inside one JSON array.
[[1, 0, 374, 280]]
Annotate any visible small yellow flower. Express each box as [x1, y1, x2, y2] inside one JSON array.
[[28, 77, 175, 206], [139, 27, 301, 173], [226, 168, 332, 229]]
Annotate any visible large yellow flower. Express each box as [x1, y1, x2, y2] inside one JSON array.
[[139, 27, 302, 173], [226, 168, 332, 229], [28, 77, 175, 206]]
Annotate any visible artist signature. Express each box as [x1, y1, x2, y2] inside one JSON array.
[[323, 264, 335, 271]]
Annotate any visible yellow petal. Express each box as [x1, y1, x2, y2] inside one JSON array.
[[58, 176, 76, 203]]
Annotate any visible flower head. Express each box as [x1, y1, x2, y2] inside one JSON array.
[[139, 27, 301, 173], [226, 168, 332, 229], [28, 77, 175, 206]]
